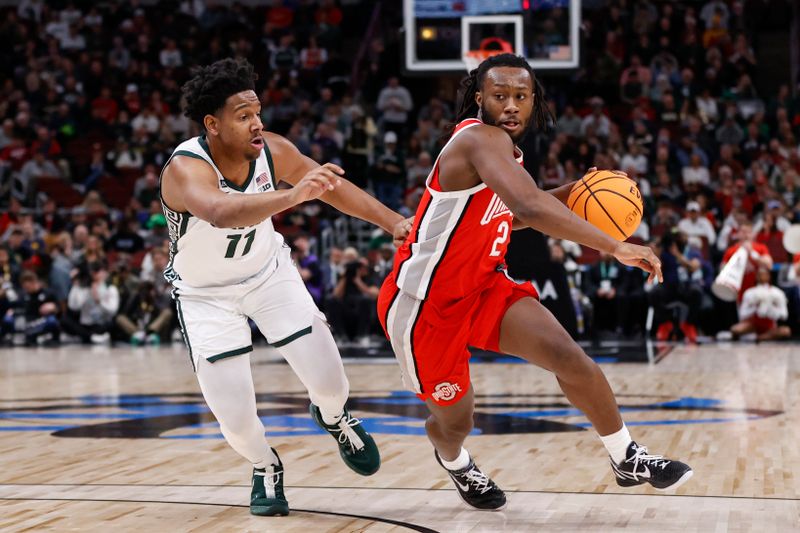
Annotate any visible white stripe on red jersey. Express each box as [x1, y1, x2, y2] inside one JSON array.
[[393, 119, 523, 303]]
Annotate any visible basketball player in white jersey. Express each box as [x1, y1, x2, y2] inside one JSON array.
[[160, 58, 410, 516]]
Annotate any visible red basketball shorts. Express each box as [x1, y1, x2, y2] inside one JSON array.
[[747, 316, 776, 335], [378, 272, 539, 406]]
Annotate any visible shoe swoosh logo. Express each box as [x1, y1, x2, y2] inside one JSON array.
[[453, 477, 470, 492], [638, 465, 651, 478]]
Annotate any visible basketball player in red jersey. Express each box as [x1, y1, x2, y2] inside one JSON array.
[[378, 54, 692, 510]]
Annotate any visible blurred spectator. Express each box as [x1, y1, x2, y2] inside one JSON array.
[[300, 36, 328, 72], [583, 251, 621, 333], [407, 151, 433, 191], [371, 131, 405, 211], [134, 164, 159, 207], [731, 268, 791, 341], [721, 221, 773, 300], [580, 98, 611, 138], [377, 77, 413, 136], [650, 230, 708, 341], [2, 270, 61, 346], [65, 261, 120, 344], [18, 152, 61, 198], [270, 34, 299, 74], [115, 281, 173, 345], [754, 200, 791, 234], [131, 107, 161, 137], [374, 242, 395, 281], [681, 154, 710, 188], [619, 143, 648, 176], [677, 201, 717, 246], [556, 105, 582, 138], [292, 235, 324, 306], [159, 38, 183, 68], [322, 246, 343, 296], [327, 252, 379, 343], [107, 218, 145, 255], [342, 111, 377, 188]]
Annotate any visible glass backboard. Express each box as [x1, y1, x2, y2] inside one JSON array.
[[404, 0, 580, 72]]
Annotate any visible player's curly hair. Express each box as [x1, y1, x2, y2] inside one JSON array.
[[182, 58, 258, 126], [454, 53, 555, 131]]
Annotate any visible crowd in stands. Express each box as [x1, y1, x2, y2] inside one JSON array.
[[0, 0, 799, 347]]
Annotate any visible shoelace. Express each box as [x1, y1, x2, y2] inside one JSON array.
[[255, 468, 282, 487], [333, 413, 366, 453], [627, 445, 671, 476], [462, 468, 493, 494]]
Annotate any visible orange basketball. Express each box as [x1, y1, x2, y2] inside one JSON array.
[[567, 170, 643, 241]]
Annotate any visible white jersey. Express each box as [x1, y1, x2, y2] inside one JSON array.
[[160, 135, 283, 288]]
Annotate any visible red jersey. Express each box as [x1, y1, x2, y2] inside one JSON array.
[[392, 119, 522, 306]]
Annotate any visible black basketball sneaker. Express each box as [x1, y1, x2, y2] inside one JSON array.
[[611, 441, 693, 490], [250, 447, 289, 516], [435, 451, 507, 511]]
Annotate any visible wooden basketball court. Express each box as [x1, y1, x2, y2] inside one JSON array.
[[1, 342, 799, 531]]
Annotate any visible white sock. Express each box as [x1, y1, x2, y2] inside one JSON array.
[[599, 424, 633, 464], [253, 448, 279, 470], [439, 447, 470, 471], [320, 409, 344, 426]]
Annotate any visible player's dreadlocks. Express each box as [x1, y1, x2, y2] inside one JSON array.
[[182, 58, 258, 126], [454, 53, 555, 131]]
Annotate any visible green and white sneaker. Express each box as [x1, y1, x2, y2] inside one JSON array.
[[310, 403, 381, 476], [250, 447, 289, 516]]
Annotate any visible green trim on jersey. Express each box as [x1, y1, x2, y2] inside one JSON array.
[[270, 326, 312, 347], [207, 345, 254, 363], [163, 208, 190, 283], [159, 152, 194, 284], [263, 142, 277, 189], [172, 150, 206, 161], [198, 135, 256, 192], [174, 292, 194, 371]]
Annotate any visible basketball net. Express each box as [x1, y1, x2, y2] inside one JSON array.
[[463, 37, 514, 72]]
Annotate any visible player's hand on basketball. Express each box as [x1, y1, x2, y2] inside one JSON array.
[[290, 163, 343, 203], [612, 241, 663, 284], [586, 166, 628, 177], [392, 216, 414, 247]]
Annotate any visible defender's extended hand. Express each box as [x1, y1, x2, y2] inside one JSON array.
[[289, 163, 343, 204], [393, 216, 414, 248]]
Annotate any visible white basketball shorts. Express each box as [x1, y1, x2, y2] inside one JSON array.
[[172, 244, 323, 370]]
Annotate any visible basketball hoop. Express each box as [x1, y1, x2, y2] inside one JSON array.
[[462, 37, 513, 72]]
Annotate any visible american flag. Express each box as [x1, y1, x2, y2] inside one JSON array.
[[255, 172, 270, 188]]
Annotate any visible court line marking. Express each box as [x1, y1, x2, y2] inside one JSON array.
[[0, 496, 440, 533], [1, 483, 798, 503]]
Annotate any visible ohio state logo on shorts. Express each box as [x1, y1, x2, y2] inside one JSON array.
[[432, 382, 462, 402]]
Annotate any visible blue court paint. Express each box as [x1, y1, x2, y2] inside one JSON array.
[[0, 394, 778, 437]]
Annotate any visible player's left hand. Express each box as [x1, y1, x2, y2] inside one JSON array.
[[612, 241, 663, 284], [392, 217, 414, 248]]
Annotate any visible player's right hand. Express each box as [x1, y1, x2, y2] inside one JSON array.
[[290, 163, 343, 204], [612, 241, 663, 284]]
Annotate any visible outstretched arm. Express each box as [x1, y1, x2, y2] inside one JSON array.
[[163, 154, 339, 228], [266, 132, 407, 236]]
